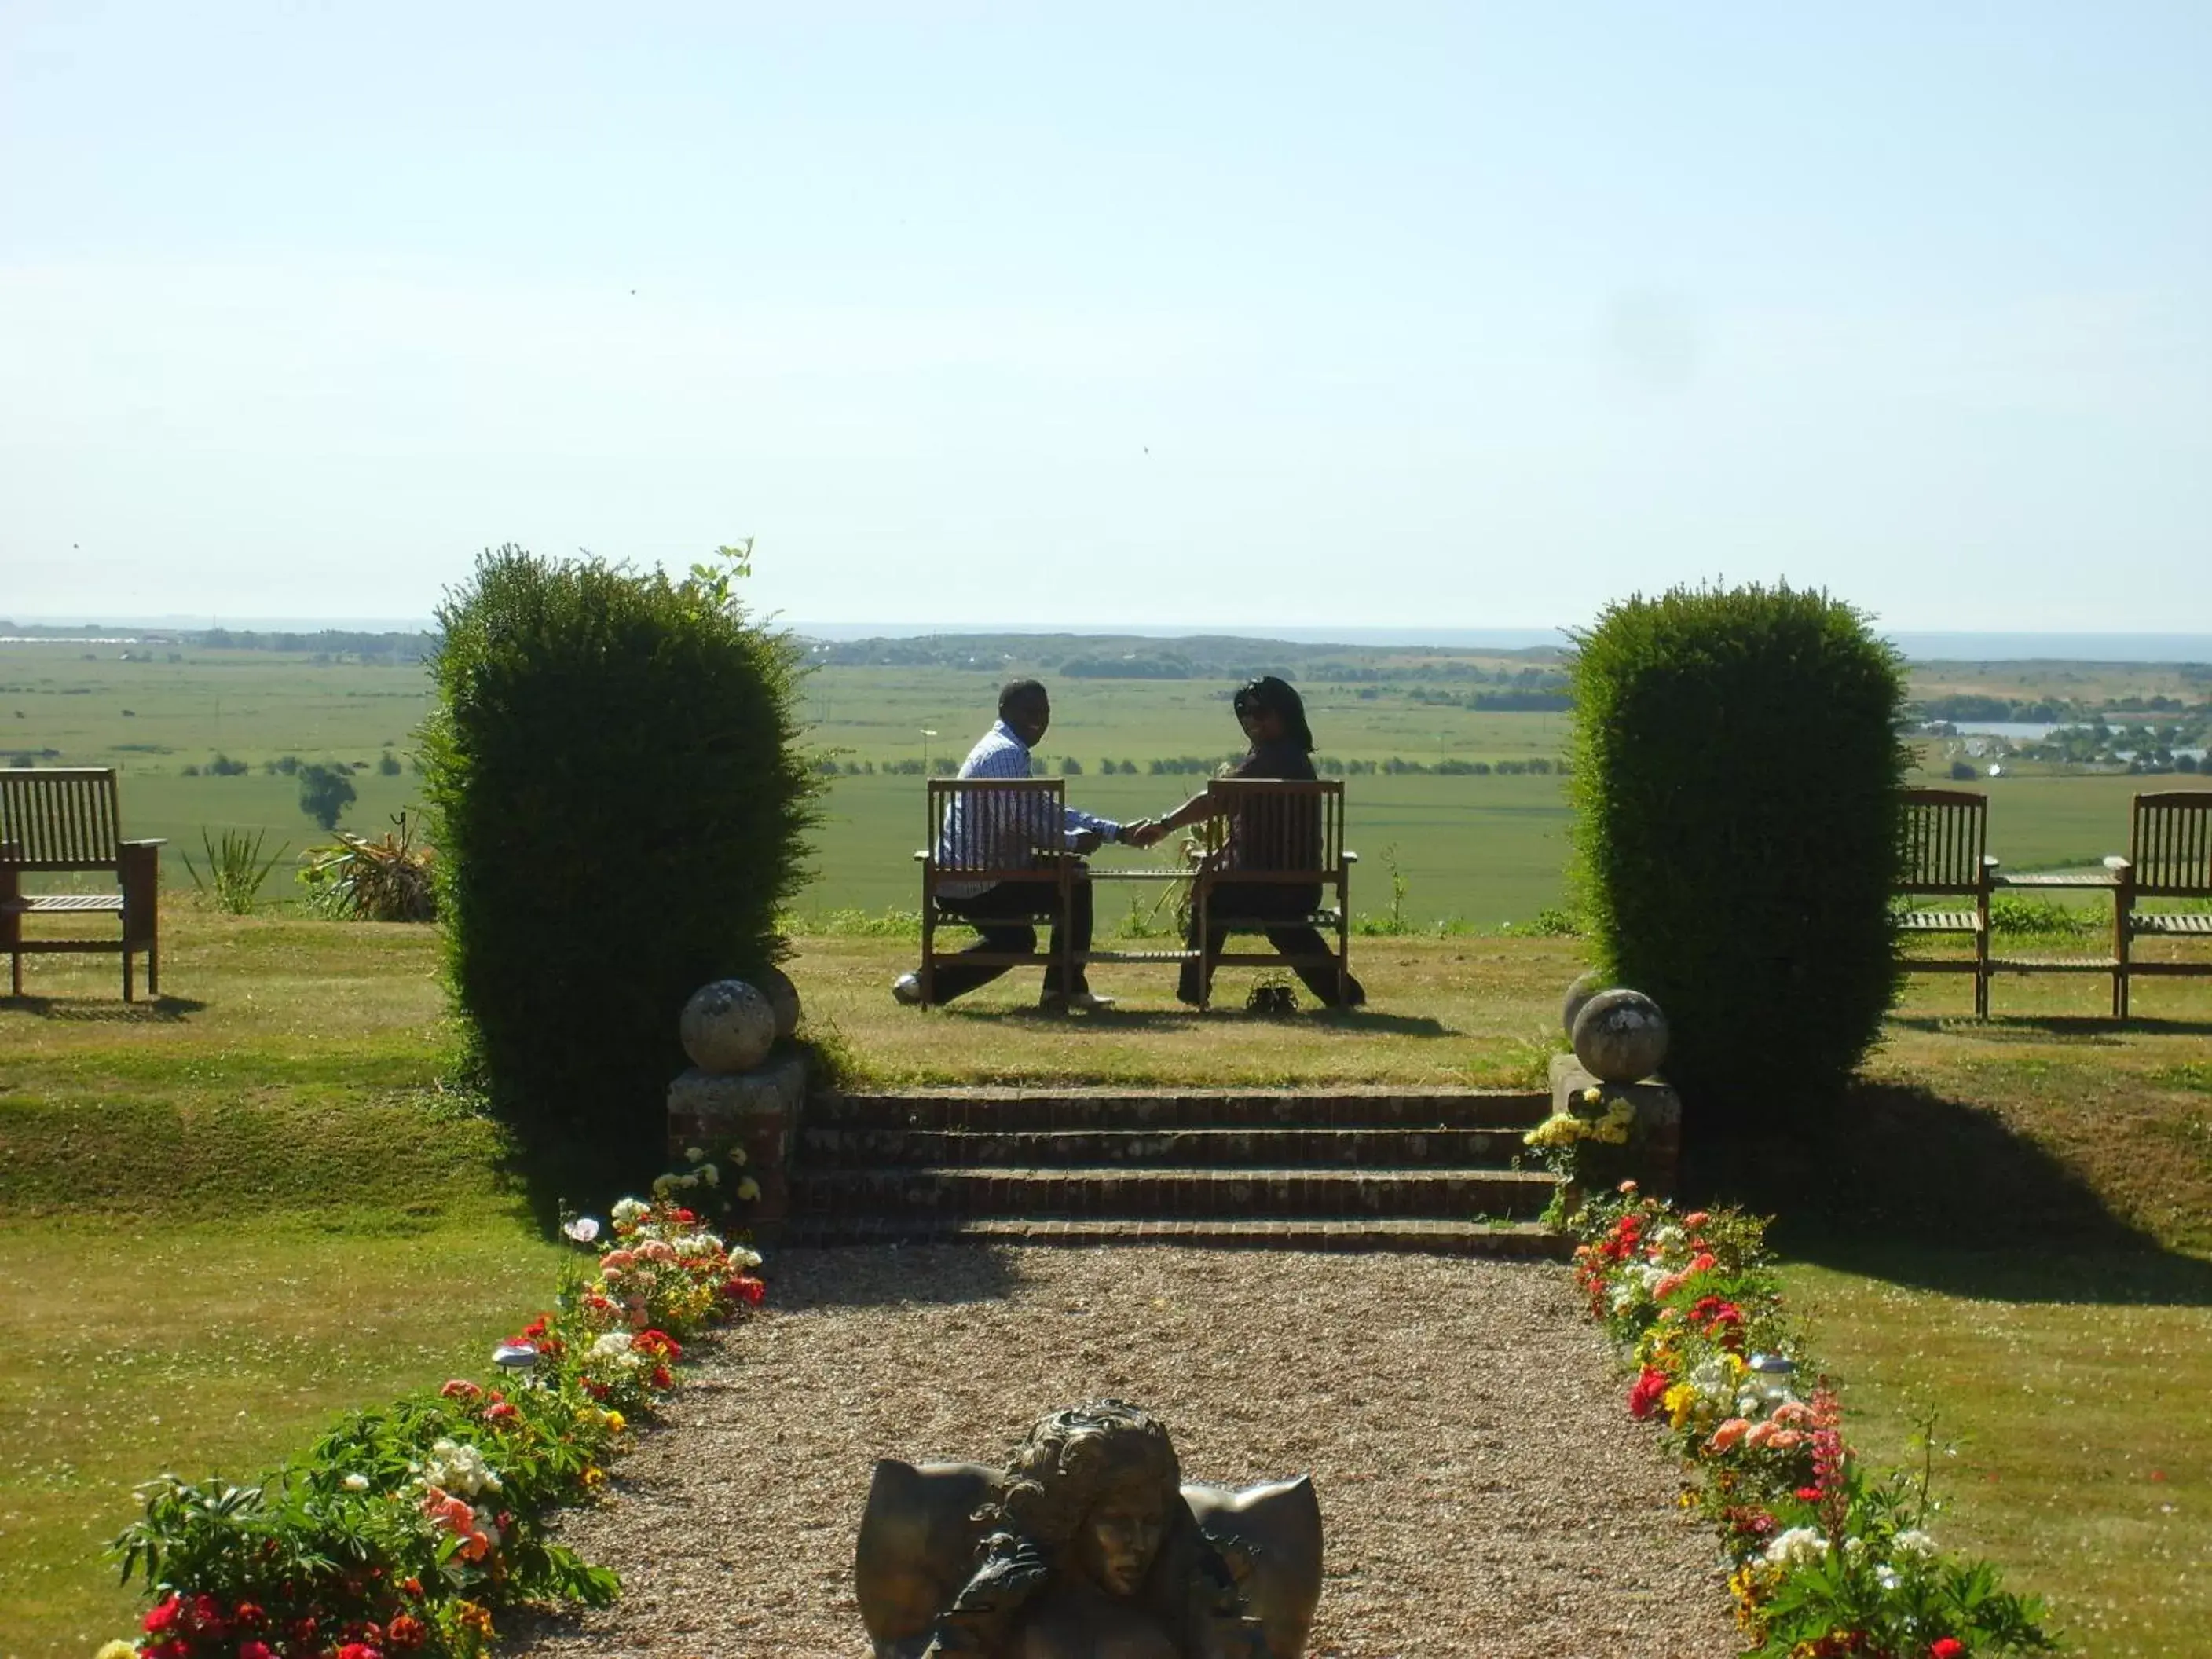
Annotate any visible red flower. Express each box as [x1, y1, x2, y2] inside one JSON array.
[[386, 1613, 427, 1650], [238, 1643, 276, 1659], [400, 1577, 423, 1598], [650, 1364, 674, 1390], [671, 1206, 698, 1223], [1928, 1641, 1967, 1659], [1795, 1485, 1822, 1502], [338, 1644, 386, 1659], [726, 1275, 766, 1305], [233, 1601, 266, 1628], [483, 1401, 521, 1423], [1628, 1367, 1670, 1419], [439, 1379, 483, 1401], [143, 1595, 184, 1633], [632, 1328, 682, 1360]]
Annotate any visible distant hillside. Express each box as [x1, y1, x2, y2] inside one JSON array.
[[795, 631, 1567, 681]]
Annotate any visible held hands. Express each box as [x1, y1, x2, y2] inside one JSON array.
[[1119, 819, 1170, 851], [1069, 828, 1104, 855]]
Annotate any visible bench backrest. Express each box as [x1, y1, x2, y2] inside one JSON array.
[[2130, 791, 2212, 896], [1896, 788, 1988, 895], [925, 777, 1067, 884], [0, 767, 123, 870], [1206, 778, 1344, 879]]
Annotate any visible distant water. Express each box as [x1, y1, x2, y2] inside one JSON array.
[[788, 622, 2212, 662], [11, 615, 2212, 663]]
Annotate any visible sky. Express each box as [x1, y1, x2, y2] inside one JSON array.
[[3, 3, 2208, 634]]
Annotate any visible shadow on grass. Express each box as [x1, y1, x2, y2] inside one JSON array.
[[1684, 1080, 2212, 1307], [927, 1005, 1454, 1037], [1890, 1013, 2212, 1041], [0, 993, 208, 1021]]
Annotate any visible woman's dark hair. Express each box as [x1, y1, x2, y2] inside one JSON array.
[[1232, 676, 1314, 752]]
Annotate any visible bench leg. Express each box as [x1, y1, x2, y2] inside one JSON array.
[[123, 941, 134, 1004]]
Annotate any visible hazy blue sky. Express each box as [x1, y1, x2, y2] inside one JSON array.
[[4, 3, 2207, 632]]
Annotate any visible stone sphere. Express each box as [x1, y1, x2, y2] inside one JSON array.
[[1560, 969, 1606, 1040], [1571, 988, 1669, 1083], [679, 980, 776, 1075], [756, 963, 802, 1041]]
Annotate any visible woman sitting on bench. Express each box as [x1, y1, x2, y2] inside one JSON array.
[[1150, 676, 1367, 1009]]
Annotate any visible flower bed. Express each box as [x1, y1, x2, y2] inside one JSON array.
[[1569, 1184, 2057, 1658], [98, 1189, 765, 1659]]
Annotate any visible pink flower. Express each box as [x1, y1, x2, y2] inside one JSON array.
[[1769, 1427, 1806, 1451], [1707, 1418, 1751, 1454], [1683, 1210, 1711, 1228], [598, 1249, 636, 1272], [1652, 1271, 1688, 1299], [1744, 1421, 1777, 1450], [637, 1240, 677, 1263]]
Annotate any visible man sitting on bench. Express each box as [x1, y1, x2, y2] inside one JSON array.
[[894, 679, 1159, 1013]]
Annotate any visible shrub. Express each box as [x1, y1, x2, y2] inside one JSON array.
[[298, 762, 357, 830], [1568, 584, 1906, 1124], [181, 827, 287, 914], [421, 544, 815, 1181], [298, 811, 438, 921]]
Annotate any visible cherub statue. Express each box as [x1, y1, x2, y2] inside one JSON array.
[[856, 1400, 1321, 1659]]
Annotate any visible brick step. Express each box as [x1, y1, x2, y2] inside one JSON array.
[[790, 1164, 1561, 1221], [811, 1089, 1551, 1133], [799, 1124, 1534, 1169], [782, 1214, 1572, 1257]]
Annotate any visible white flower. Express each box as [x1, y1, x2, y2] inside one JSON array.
[[729, 1245, 763, 1269], [651, 1174, 676, 1196], [736, 1176, 761, 1202], [1892, 1528, 1938, 1560], [1610, 1284, 1637, 1314], [1763, 1526, 1829, 1568], [700, 1162, 720, 1186], [342, 1473, 371, 1492], [1654, 1224, 1686, 1249], [685, 1145, 705, 1163], [562, 1216, 602, 1243], [424, 1437, 502, 1497], [612, 1198, 650, 1224], [1876, 1565, 1900, 1591], [592, 1331, 637, 1358]]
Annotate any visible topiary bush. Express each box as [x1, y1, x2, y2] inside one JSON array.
[[1568, 584, 1907, 1126], [421, 544, 815, 1183]]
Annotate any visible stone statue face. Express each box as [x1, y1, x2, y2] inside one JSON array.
[[1075, 1474, 1170, 1599]]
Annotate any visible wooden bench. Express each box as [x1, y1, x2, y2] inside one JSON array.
[[1188, 778, 1355, 1010], [0, 767, 163, 1001], [2112, 790, 2212, 1018], [1894, 787, 1995, 1017], [914, 777, 1076, 1005]]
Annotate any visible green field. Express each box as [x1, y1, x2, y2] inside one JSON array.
[[5, 639, 2208, 925]]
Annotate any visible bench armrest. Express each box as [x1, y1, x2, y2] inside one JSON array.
[[1343, 851, 1359, 864], [2104, 855, 2132, 874], [123, 837, 168, 849], [914, 849, 930, 861]]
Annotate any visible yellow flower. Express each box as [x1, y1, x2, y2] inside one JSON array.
[[1581, 1086, 1602, 1106], [603, 1410, 627, 1434], [581, 1466, 606, 1488], [456, 1600, 496, 1637], [1662, 1382, 1694, 1429], [95, 1643, 140, 1659]]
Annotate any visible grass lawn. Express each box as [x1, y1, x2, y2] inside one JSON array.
[[3, 909, 2210, 1654]]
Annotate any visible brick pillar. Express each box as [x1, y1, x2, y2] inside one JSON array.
[[667, 1052, 808, 1244]]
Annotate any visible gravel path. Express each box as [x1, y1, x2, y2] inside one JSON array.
[[505, 1246, 1737, 1658]]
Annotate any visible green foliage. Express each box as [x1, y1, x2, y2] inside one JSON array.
[[181, 826, 287, 914], [298, 761, 357, 830], [1568, 584, 1907, 1122], [422, 544, 815, 1181], [299, 811, 438, 921]]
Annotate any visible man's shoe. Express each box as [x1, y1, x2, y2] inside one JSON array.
[[892, 972, 925, 1007], [1040, 989, 1117, 1013]]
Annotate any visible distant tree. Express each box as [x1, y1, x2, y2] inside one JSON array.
[[378, 749, 403, 776], [1949, 760, 1978, 781], [298, 763, 357, 830], [1060, 756, 1084, 775]]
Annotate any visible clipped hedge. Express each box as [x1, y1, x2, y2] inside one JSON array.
[[421, 546, 814, 1179], [1568, 584, 1907, 1122]]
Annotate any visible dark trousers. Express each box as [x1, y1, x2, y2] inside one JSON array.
[[1179, 880, 1365, 1008], [928, 871, 1093, 1002]]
